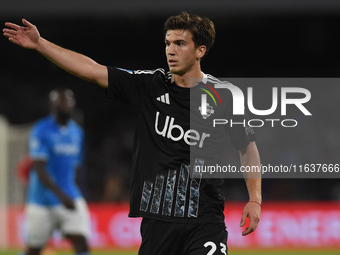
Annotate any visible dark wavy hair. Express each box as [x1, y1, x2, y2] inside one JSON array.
[[164, 12, 216, 58]]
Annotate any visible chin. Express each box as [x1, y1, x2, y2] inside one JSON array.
[[169, 66, 175, 72], [169, 67, 183, 75]]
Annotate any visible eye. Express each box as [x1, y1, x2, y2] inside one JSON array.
[[165, 41, 170, 47]]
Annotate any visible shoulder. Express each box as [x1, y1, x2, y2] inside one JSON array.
[[204, 73, 235, 93], [108, 66, 170, 84], [109, 66, 167, 77], [205, 73, 232, 87], [69, 120, 84, 134], [133, 68, 172, 87], [135, 68, 171, 81], [202, 73, 236, 107], [134, 68, 166, 76], [32, 115, 54, 133]]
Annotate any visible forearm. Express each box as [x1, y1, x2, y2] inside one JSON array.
[[37, 170, 66, 198], [240, 149, 262, 236], [34, 161, 67, 199], [240, 142, 262, 203], [244, 175, 262, 203], [36, 37, 107, 86], [4, 20, 108, 87]]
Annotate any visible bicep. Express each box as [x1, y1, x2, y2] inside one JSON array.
[[33, 160, 48, 180], [93, 64, 109, 88], [29, 128, 49, 160]]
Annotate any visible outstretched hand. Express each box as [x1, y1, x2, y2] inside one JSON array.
[[3, 19, 40, 50], [240, 201, 261, 236]]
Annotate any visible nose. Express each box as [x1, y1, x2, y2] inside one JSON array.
[[166, 43, 175, 56]]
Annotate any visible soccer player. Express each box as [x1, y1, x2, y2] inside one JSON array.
[[4, 12, 261, 254], [23, 88, 91, 255]]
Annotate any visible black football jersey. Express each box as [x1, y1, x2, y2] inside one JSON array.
[[106, 67, 255, 223]]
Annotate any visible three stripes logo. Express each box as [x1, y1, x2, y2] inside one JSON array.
[[198, 82, 223, 119], [156, 93, 170, 105]]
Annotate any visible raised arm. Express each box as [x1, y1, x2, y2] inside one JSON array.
[[239, 141, 262, 236], [3, 19, 108, 88]]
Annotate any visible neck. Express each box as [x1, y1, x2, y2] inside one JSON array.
[[55, 115, 69, 127], [173, 65, 203, 88]]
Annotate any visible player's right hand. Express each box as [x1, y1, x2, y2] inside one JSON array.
[[60, 194, 76, 210], [3, 19, 40, 50]]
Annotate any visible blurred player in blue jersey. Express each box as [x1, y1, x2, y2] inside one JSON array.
[[23, 88, 91, 255]]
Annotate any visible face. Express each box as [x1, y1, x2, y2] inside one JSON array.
[[51, 90, 75, 121], [165, 29, 205, 76]]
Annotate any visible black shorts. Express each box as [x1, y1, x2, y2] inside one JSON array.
[[138, 218, 228, 255]]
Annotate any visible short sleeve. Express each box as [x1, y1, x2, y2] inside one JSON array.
[[29, 125, 49, 160], [224, 95, 256, 150], [106, 66, 147, 108], [227, 112, 256, 150]]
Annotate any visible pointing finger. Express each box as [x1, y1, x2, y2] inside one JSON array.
[[3, 28, 17, 36], [5, 22, 21, 30]]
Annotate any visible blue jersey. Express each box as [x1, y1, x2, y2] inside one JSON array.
[[28, 115, 84, 206]]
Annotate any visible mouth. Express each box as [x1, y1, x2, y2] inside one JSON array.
[[168, 60, 178, 67]]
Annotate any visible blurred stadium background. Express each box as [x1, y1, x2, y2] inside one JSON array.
[[1, 0, 340, 254]]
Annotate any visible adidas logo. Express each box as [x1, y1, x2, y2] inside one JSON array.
[[156, 93, 170, 105]]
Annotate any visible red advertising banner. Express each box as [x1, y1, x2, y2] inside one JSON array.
[[4, 202, 340, 249]]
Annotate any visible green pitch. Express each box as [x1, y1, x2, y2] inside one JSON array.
[[1, 249, 340, 255]]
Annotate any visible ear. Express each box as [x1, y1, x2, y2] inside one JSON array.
[[196, 45, 207, 60]]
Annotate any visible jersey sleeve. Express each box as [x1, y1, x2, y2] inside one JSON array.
[[106, 66, 149, 108], [225, 98, 256, 151], [29, 124, 49, 160]]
